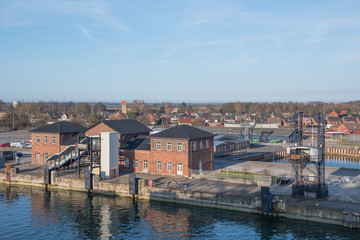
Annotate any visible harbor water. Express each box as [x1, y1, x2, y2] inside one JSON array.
[[0, 184, 358, 239], [274, 156, 360, 170]]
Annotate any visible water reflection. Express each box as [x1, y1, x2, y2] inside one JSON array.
[[273, 155, 360, 169], [0, 184, 359, 239]]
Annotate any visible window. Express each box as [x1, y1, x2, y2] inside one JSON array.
[[143, 160, 148, 169], [200, 141, 203, 150], [177, 142, 182, 151], [134, 159, 138, 168], [36, 136, 40, 143], [206, 140, 209, 149], [156, 141, 161, 150], [52, 136, 56, 144], [36, 152, 41, 160], [193, 142, 196, 151], [167, 161, 172, 171], [44, 136, 48, 144], [124, 158, 129, 167], [167, 142, 172, 151], [156, 161, 162, 170], [44, 152, 48, 160]]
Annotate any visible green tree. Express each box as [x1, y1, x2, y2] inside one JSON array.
[[178, 102, 187, 113], [74, 102, 91, 114], [192, 118, 205, 126], [92, 102, 106, 114]]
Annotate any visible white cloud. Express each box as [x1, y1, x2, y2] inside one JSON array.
[[73, 24, 96, 41], [0, 0, 131, 34]]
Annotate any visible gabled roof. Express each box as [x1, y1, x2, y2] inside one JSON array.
[[29, 121, 86, 134], [179, 118, 192, 124], [101, 119, 151, 134], [338, 123, 360, 130], [326, 116, 341, 122], [150, 125, 214, 140], [342, 116, 356, 122]]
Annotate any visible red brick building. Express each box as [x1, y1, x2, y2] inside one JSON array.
[[335, 123, 360, 135], [178, 117, 192, 126], [121, 125, 214, 176], [30, 122, 86, 164], [149, 125, 214, 176], [31, 119, 215, 177], [325, 116, 341, 125]]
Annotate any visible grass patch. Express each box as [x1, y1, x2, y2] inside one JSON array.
[[216, 170, 277, 182]]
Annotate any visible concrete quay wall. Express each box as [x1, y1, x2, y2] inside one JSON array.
[[138, 185, 360, 229], [0, 169, 131, 197], [1, 170, 359, 229]]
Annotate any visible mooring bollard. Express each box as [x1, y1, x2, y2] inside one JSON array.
[[6, 165, 12, 182]]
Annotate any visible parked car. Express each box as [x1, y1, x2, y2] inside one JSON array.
[[0, 143, 10, 147], [24, 143, 32, 148], [10, 141, 25, 148]]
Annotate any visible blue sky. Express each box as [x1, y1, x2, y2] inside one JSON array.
[[0, 0, 359, 103]]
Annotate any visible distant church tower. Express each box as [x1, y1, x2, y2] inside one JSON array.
[[122, 100, 127, 114]]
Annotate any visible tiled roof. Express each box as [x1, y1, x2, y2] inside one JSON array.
[[178, 118, 192, 123], [102, 119, 151, 134], [326, 116, 341, 122], [340, 123, 360, 130], [29, 121, 86, 134], [150, 125, 214, 140]]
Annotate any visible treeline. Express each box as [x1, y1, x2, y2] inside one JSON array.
[[0, 101, 106, 130], [1, 99, 359, 130], [220, 101, 360, 115]]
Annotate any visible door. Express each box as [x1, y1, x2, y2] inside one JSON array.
[[199, 160, 202, 173], [177, 162, 183, 175]]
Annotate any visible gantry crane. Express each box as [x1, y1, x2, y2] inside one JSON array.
[[288, 112, 328, 198]]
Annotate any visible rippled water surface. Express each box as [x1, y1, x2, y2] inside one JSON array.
[[0, 184, 358, 239], [274, 156, 360, 169]]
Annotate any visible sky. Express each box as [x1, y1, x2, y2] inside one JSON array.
[[0, 0, 359, 104]]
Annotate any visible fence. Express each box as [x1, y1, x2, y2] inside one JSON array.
[[189, 168, 273, 186]]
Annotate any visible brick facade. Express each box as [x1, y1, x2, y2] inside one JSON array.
[[149, 137, 213, 176], [31, 120, 214, 178], [120, 149, 151, 172], [85, 122, 115, 136], [31, 133, 69, 164]]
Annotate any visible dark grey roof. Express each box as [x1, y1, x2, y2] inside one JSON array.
[[197, 126, 295, 137], [102, 119, 151, 134], [123, 137, 150, 151], [150, 125, 214, 140], [30, 121, 86, 134], [326, 116, 341, 122]]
